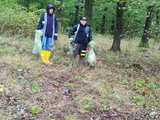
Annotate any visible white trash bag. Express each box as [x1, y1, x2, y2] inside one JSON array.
[[32, 30, 43, 55], [86, 41, 96, 67]]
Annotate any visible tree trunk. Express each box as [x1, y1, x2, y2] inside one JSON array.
[[111, 1, 126, 52], [139, 5, 155, 48], [100, 15, 106, 34], [74, 0, 80, 24], [157, 10, 160, 50], [110, 19, 115, 34], [84, 0, 93, 24], [156, 10, 160, 39]]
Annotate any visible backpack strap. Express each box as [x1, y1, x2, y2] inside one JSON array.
[[74, 24, 80, 41]]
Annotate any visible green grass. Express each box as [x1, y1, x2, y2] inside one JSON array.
[[76, 95, 96, 112], [30, 105, 43, 116], [65, 115, 77, 120]]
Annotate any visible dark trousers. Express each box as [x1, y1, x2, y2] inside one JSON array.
[[73, 43, 87, 57]]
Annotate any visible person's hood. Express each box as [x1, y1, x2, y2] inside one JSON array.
[[46, 4, 55, 14]]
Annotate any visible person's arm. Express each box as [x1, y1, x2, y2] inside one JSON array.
[[88, 26, 92, 42], [54, 16, 58, 40], [68, 25, 78, 38], [37, 13, 45, 30]]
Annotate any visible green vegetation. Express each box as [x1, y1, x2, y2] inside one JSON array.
[[0, 0, 160, 119]]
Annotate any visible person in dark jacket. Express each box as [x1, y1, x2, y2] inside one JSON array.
[[37, 3, 58, 64], [69, 17, 92, 64]]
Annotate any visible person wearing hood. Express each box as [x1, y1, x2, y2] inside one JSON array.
[[69, 17, 92, 64], [37, 3, 58, 64]]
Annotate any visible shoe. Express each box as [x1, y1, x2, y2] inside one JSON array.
[[40, 50, 52, 65]]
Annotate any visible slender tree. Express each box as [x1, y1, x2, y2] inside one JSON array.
[[74, 0, 80, 24], [155, 9, 160, 39], [139, 5, 155, 48], [111, 0, 127, 52], [100, 7, 108, 34], [84, 0, 93, 24]]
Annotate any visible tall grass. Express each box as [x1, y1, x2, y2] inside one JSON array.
[[0, 0, 37, 36], [95, 34, 160, 63]]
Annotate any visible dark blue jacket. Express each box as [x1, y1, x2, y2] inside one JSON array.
[[37, 13, 58, 39], [69, 23, 92, 45]]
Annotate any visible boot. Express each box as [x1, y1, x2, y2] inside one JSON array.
[[46, 51, 53, 65], [40, 50, 53, 65]]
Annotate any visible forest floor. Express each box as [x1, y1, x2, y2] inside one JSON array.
[[0, 34, 160, 120]]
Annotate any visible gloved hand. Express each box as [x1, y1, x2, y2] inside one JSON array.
[[69, 37, 74, 41], [54, 33, 58, 40], [54, 35, 58, 40]]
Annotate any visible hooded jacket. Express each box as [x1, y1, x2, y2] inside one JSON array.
[[37, 4, 58, 39]]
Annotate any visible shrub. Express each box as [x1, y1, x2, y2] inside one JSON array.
[[0, 0, 37, 36]]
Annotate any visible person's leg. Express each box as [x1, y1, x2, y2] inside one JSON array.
[[41, 37, 47, 63], [45, 37, 50, 50], [73, 44, 81, 66], [48, 38, 55, 61], [82, 43, 88, 51], [42, 37, 47, 50], [41, 37, 52, 64], [46, 37, 54, 64], [80, 44, 88, 65], [48, 38, 55, 51], [43, 37, 54, 51]]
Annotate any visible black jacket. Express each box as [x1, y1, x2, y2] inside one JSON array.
[[37, 13, 58, 36], [69, 23, 92, 45]]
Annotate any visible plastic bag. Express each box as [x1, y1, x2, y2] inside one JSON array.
[[0, 84, 4, 92], [86, 41, 96, 66], [86, 48, 96, 67], [32, 30, 43, 55]]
